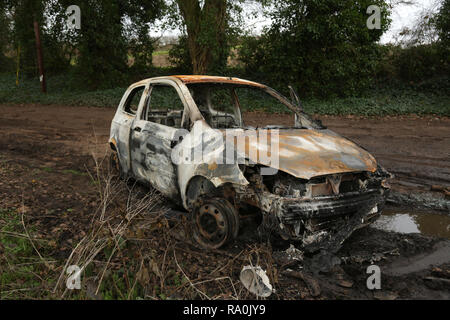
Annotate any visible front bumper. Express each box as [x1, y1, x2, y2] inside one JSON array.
[[259, 187, 390, 252]]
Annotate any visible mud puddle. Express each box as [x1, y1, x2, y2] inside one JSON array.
[[385, 240, 450, 276], [373, 206, 450, 239]]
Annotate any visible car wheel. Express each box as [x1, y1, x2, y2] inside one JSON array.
[[190, 197, 240, 249]]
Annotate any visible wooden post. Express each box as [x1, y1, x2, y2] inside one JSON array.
[[33, 20, 46, 93], [16, 45, 20, 86]]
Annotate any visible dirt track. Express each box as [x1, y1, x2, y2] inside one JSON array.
[[1, 103, 449, 198], [1, 103, 450, 299]]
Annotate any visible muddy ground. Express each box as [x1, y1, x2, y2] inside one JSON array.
[[0, 103, 449, 300]]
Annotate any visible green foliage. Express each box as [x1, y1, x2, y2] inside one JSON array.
[[435, 0, 450, 67], [0, 1, 13, 72], [239, 0, 391, 98], [236, 78, 449, 116], [124, 1, 167, 70], [435, 0, 450, 45], [376, 44, 448, 82], [1, 1, 166, 89], [167, 0, 243, 74], [75, 1, 127, 89], [0, 0, 448, 115], [168, 35, 192, 73], [4, 0, 46, 77], [0, 73, 126, 107], [301, 86, 450, 116], [49, 1, 129, 89], [1, 72, 448, 116]]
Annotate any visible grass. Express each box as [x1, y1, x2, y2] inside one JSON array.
[[0, 208, 55, 299], [1, 72, 449, 116], [152, 50, 169, 56], [0, 73, 125, 108], [62, 169, 86, 176], [240, 78, 450, 116], [301, 88, 450, 116], [0, 151, 259, 301]]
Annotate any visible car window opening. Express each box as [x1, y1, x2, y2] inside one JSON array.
[[144, 84, 185, 128], [186, 83, 323, 130], [124, 86, 145, 115]]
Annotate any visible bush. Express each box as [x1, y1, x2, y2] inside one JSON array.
[[389, 44, 447, 82], [238, 0, 391, 98]]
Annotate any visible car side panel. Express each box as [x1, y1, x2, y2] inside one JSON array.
[[130, 119, 181, 200], [110, 85, 148, 175]]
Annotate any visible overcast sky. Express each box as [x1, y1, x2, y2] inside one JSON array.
[[380, 0, 442, 43], [152, 0, 442, 44]]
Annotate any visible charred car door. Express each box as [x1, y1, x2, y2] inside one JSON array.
[[130, 80, 188, 200], [111, 84, 146, 174]]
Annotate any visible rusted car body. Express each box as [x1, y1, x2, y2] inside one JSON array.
[[109, 75, 391, 251]]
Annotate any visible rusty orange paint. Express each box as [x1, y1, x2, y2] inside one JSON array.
[[110, 137, 118, 149], [223, 129, 378, 180], [172, 75, 266, 88], [208, 162, 218, 170]]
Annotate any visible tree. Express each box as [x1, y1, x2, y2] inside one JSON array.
[[239, 0, 391, 97], [395, 0, 442, 47], [123, 0, 167, 70], [45, 0, 165, 89], [435, 0, 449, 73], [388, 0, 449, 81], [73, 1, 129, 89], [4, 0, 46, 77], [0, 1, 13, 72], [169, 0, 243, 74], [435, 0, 449, 47]]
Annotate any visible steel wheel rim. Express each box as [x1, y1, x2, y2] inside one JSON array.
[[194, 203, 227, 247]]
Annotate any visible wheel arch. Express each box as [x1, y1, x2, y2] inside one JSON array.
[[185, 175, 217, 210], [109, 137, 118, 152]]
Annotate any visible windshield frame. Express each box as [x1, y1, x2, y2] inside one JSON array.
[[184, 82, 322, 130]]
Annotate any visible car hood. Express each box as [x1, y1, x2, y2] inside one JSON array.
[[226, 128, 377, 180]]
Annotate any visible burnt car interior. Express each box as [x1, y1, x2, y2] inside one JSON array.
[[187, 83, 324, 130], [142, 84, 185, 127], [135, 81, 324, 131], [188, 83, 242, 128], [124, 86, 144, 115]]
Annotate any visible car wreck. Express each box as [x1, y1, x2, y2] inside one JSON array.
[[109, 75, 392, 251]]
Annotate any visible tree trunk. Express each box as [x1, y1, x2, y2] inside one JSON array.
[[177, 0, 227, 74], [33, 20, 46, 93]]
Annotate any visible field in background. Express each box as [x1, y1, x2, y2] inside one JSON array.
[[151, 45, 173, 68]]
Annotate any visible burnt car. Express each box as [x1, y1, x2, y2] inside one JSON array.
[[109, 75, 391, 251]]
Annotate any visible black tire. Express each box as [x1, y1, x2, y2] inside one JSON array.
[[220, 198, 240, 239], [190, 197, 240, 249]]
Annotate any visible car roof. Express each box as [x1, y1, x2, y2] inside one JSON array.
[[132, 75, 266, 88], [172, 75, 265, 87]]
